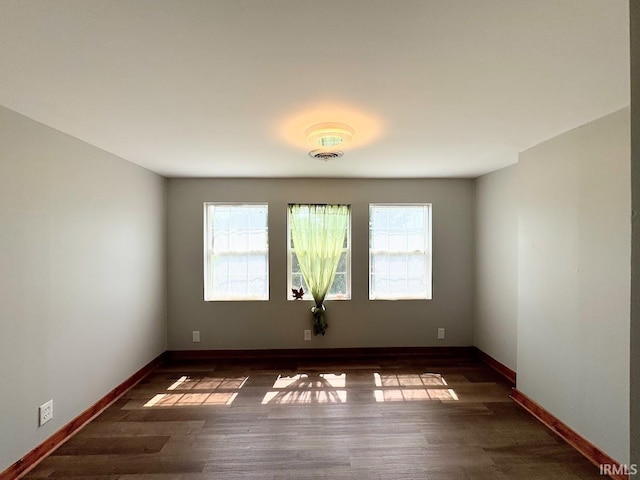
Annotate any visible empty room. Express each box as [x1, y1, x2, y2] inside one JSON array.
[[1, 1, 639, 479]]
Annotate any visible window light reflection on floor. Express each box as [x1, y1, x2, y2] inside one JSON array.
[[261, 373, 347, 405], [373, 373, 459, 402], [144, 391, 239, 407], [143, 375, 248, 407], [143, 372, 458, 407], [272, 373, 346, 389]]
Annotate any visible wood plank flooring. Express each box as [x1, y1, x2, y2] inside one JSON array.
[[23, 355, 604, 479]]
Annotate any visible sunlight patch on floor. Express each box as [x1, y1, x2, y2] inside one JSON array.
[[143, 375, 247, 407]]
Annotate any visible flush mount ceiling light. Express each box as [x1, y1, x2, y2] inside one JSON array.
[[305, 123, 354, 148]]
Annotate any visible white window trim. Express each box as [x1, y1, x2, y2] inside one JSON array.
[[203, 202, 269, 301], [286, 205, 351, 301], [369, 203, 432, 300]]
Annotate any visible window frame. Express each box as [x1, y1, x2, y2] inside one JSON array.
[[203, 202, 269, 301], [287, 204, 351, 301], [368, 203, 432, 301]]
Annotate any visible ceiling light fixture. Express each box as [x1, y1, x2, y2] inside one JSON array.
[[309, 149, 343, 161], [305, 123, 354, 148]]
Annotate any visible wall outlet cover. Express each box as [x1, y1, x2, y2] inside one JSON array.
[[39, 399, 53, 426], [192, 330, 201, 343]]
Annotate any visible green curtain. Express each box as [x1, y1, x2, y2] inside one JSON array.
[[289, 204, 349, 335]]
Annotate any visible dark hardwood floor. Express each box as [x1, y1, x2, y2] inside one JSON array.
[[23, 355, 603, 479]]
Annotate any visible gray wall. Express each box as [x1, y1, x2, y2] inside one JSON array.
[[516, 108, 631, 463], [630, 0, 640, 469], [167, 178, 474, 349], [474, 165, 518, 370], [0, 106, 167, 471]]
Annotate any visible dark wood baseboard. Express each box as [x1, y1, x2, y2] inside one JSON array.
[[510, 389, 629, 480], [0, 352, 167, 480], [167, 346, 476, 362], [473, 347, 516, 386]]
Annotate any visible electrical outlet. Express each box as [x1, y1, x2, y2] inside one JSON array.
[[39, 399, 53, 426], [192, 330, 200, 343], [304, 330, 312, 341], [437, 327, 445, 340]]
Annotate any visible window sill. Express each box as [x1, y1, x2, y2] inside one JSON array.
[[288, 297, 351, 302], [204, 298, 270, 302]]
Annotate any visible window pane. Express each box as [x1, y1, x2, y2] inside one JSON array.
[[291, 274, 308, 291], [291, 252, 301, 273], [369, 204, 431, 300], [330, 273, 347, 296], [290, 252, 347, 297], [371, 232, 388, 251], [407, 254, 425, 275], [205, 204, 269, 301], [288, 205, 350, 300], [336, 251, 347, 273]]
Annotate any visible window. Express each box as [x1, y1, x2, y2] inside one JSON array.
[[288, 204, 350, 300], [204, 204, 268, 301], [369, 204, 432, 300]]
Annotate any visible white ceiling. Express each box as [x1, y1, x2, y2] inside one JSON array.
[[0, 1, 630, 178]]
